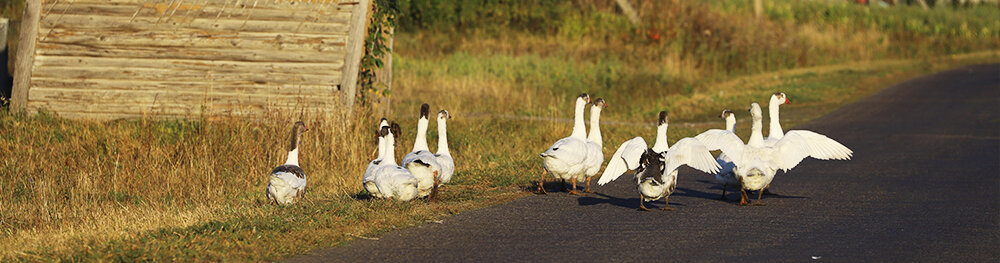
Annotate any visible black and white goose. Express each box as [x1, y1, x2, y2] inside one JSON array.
[[371, 123, 420, 201], [695, 103, 852, 206], [266, 121, 309, 205], [714, 110, 739, 200], [363, 118, 391, 197], [538, 93, 591, 195], [434, 110, 455, 185], [582, 98, 608, 193], [597, 111, 720, 211], [401, 104, 443, 201]]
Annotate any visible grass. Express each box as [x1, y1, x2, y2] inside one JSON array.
[[1, 0, 999, 261]]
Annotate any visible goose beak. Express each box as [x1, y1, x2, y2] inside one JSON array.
[[784, 97, 791, 104]]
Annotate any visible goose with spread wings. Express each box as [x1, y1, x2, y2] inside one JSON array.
[[695, 102, 852, 206], [597, 111, 720, 211]]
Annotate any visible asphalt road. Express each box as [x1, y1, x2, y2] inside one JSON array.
[[289, 64, 1000, 262]]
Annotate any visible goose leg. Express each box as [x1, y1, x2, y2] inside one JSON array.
[[660, 195, 675, 211], [569, 179, 585, 196], [763, 184, 774, 195], [719, 184, 728, 200], [583, 177, 595, 193], [430, 171, 440, 202], [753, 189, 766, 206], [739, 188, 750, 206], [637, 196, 649, 211], [536, 170, 548, 195]]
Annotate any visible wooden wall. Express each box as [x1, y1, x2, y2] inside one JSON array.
[[15, 0, 369, 119]]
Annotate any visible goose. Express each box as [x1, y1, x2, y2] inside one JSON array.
[[434, 110, 455, 185], [266, 121, 309, 205], [597, 111, 720, 211], [764, 92, 790, 146], [371, 123, 420, 201], [714, 110, 739, 200], [695, 103, 852, 206], [363, 118, 391, 198], [582, 98, 608, 193], [401, 103, 443, 201], [538, 93, 591, 195]]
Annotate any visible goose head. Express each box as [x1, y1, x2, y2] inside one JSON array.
[[419, 103, 431, 120], [576, 93, 591, 106], [658, 111, 669, 126], [288, 121, 309, 151], [770, 92, 790, 105], [719, 109, 734, 119], [720, 109, 736, 131], [438, 110, 451, 121], [749, 103, 763, 121], [591, 98, 608, 110]]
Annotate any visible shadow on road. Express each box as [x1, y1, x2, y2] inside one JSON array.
[[576, 192, 689, 210]]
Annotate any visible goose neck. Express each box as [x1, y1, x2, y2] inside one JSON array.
[[570, 100, 587, 139], [285, 148, 299, 166], [749, 117, 765, 147], [384, 135, 398, 165], [587, 107, 603, 145], [437, 119, 450, 155], [376, 136, 386, 160], [769, 102, 783, 137], [413, 118, 430, 152], [652, 124, 669, 152], [725, 116, 736, 133]]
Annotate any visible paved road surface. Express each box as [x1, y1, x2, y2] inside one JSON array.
[[290, 64, 1000, 262]]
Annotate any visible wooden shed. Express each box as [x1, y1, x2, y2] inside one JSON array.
[[10, 0, 372, 119]]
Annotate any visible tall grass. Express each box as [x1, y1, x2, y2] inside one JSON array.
[[0, 108, 379, 259]]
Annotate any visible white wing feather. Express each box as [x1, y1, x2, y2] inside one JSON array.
[[771, 130, 853, 171], [661, 138, 722, 177], [694, 129, 747, 167], [541, 137, 589, 163], [597, 137, 648, 185]]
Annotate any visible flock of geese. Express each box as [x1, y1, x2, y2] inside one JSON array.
[[266, 103, 454, 204], [264, 92, 852, 211], [543, 92, 852, 210]]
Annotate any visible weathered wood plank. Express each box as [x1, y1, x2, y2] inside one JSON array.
[[36, 43, 346, 63], [28, 100, 337, 117], [28, 87, 336, 107], [32, 65, 343, 84], [40, 13, 351, 35], [34, 55, 344, 75], [338, 0, 369, 107], [42, 2, 352, 24], [31, 78, 339, 97], [38, 28, 347, 51], [12, 0, 41, 110], [49, 0, 354, 13]]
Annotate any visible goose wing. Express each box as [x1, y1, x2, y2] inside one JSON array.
[[540, 137, 589, 163], [662, 137, 722, 177], [597, 137, 648, 185], [272, 164, 307, 190], [770, 130, 853, 171], [694, 129, 747, 166]]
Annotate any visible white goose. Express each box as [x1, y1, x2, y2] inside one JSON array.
[[695, 103, 853, 206], [371, 123, 420, 201], [434, 110, 456, 185], [538, 93, 591, 195], [597, 111, 720, 211], [714, 109, 739, 200], [582, 98, 608, 193], [764, 92, 790, 146], [266, 121, 309, 205], [363, 118, 391, 198], [401, 103, 443, 201]]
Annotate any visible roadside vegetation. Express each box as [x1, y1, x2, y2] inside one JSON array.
[[1, 0, 998, 261]]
